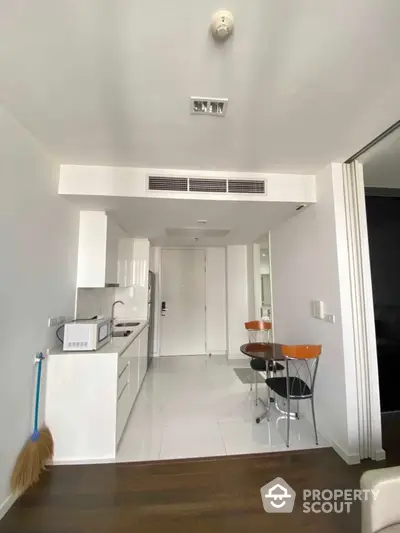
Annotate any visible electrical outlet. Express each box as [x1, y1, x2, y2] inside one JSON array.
[[48, 317, 58, 327], [325, 314, 336, 324]]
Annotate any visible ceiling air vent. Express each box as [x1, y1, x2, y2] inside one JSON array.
[[189, 178, 227, 193], [148, 176, 188, 192], [228, 179, 265, 194], [148, 175, 266, 195]]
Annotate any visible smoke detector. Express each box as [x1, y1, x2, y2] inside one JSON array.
[[210, 10, 234, 41], [191, 97, 228, 116]]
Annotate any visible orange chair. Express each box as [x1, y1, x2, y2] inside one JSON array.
[[257, 344, 322, 448], [245, 321, 272, 343], [244, 321, 283, 404]]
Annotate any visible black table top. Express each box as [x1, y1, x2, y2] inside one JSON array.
[[240, 342, 285, 361]]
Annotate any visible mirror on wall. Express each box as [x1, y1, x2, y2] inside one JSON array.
[[260, 246, 272, 321]]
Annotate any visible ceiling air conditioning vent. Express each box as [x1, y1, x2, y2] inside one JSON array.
[[148, 175, 266, 195], [148, 176, 188, 192], [228, 179, 265, 194], [189, 178, 227, 193]]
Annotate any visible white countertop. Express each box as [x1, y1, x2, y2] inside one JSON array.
[[49, 320, 148, 357]]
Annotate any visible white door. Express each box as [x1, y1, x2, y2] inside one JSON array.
[[160, 249, 206, 356]]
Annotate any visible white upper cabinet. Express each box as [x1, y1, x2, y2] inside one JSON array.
[[76, 211, 121, 288], [117, 237, 134, 288]]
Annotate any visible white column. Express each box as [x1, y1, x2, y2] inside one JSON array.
[[226, 245, 249, 359], [206, 247, 227, 355]]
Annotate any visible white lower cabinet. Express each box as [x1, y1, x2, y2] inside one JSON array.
[[128, 335, 139, 403], [138, 325, 149, 389], [45, 325, 149, 464], [116, 373, 131, 444], [116, 327, 148, 447]]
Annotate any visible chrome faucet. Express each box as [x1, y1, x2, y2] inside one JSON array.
[[111, 300, 124, 327]]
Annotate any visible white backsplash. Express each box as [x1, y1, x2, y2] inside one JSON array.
[[76, 287, 115, 319], [114, 240, 150, 320], [114, 285, 148, 320]]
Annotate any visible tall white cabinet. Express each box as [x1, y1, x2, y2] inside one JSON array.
[[76, 211, 120, 288]]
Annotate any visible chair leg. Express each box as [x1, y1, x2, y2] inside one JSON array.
[[255, 372, 258, 405], [296, 399, 300, 419], [256, 385, 270, 424], [256, 409, 270, 424], [286, 397, 290, 447], [311, 396, 318, 445]]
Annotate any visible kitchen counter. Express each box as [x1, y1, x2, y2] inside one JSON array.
[[45, 319, 150, 464], [48, 319, 148, 357]]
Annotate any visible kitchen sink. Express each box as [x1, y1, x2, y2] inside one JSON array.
[[112, 330, 133, 338], [115, 322, 140, 327]]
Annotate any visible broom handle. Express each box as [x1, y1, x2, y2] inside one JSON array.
[[33, 353, 44, 434]]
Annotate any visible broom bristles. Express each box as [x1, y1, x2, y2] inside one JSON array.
[[11, 425, 54, 494]]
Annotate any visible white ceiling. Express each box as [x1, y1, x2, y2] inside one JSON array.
[[1, 1, 400, 173], [65, 195, 300, 245], [360, 126, 400, 189]]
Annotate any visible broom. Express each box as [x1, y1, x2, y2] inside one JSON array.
[[11, 352, 54, 494]]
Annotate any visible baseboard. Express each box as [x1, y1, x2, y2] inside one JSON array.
[[331, 439, 360, 465], [0, 492, 18, 522], [50, 457, 115, 466], [208, 350, 227, 356], [373, 448, 386, 461]]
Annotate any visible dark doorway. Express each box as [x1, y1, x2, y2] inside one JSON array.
[[365, 195, 400, 412]]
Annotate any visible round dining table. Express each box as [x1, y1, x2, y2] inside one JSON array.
[[240, 342, 295, 419], [240, 342, 286, 363]]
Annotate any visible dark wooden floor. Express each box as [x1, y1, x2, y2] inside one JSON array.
[[1, 413, 399, 533]]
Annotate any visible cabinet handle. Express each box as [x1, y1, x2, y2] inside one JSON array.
[[118, 382, 128, 401], [118, 362, 129, 378]]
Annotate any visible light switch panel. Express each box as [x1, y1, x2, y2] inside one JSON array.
[[311, 300, 325, 320]]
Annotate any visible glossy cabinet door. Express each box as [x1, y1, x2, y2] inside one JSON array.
[[117, 237, 133, 287], [105, 215, 119, 286], [76, 211, 121, 288], [116, 337, 139, 446], [138, 326, 149, 389], [116, 366, 131, 444], [128, 337, 140, 403], [115, 327, 149, 447]]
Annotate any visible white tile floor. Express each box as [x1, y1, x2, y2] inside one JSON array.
[[116, 355, 329, 463]]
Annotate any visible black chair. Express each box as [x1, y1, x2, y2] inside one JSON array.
[[245, 321, 283, 404], [258, 344, 321, 447]]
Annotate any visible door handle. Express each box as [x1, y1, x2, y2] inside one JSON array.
[[161, 301, 167, 316]]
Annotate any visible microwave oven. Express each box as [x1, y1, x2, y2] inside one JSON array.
[[63, 319, 111, 351]]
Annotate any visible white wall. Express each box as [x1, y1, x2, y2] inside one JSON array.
[[270, 163, 359, 463], [206, 248, 227, 355], [226, 246, 249, 358], [0, 106, 79, 515]]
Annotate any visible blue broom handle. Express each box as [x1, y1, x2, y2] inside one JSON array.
[[33, 353, 44, 434]]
